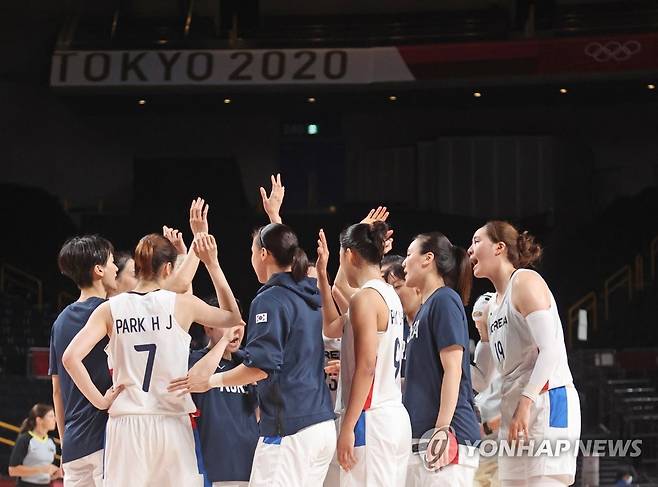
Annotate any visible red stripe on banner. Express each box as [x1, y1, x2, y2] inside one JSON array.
[[398, 32, 658, 80]]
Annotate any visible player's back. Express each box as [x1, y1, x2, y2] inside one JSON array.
[[338, 279, 405, 413], [107, 289, 195, 416]]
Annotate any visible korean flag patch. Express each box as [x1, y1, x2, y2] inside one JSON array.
[[256, 313, 268, 324]]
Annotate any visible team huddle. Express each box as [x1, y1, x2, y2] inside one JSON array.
[[40, 175, 580, 487]]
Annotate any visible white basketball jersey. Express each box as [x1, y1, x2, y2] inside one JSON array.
[[337, 279, 405, 414], [487, 269, 573, 399], [107, 290, 196, 416], [323, 335, 341, 407]]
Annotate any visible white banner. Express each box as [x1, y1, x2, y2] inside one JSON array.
[[50, 47, 414, 87]]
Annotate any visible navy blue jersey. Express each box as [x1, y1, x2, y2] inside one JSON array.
[[403, 287, 480, 444], [242, 272, 335, 437], [48, 297, 111, 463], [189, 349, 259, 482]]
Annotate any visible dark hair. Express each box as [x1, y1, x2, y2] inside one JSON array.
[[58, 235, 114, 288], [339, 221, 389, 265], [484, 221, 542, 268], [381, 254, 404, 269], [19, 404, 53, 434], [134, 234, 178, 280], [204, 296, 244, 316], [114, 251, 133, 275], [383, 262, 406, 284], [415, 232, 472, 305], [253, 223, 309, 282]]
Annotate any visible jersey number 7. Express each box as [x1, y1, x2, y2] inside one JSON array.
[[134, 343, 157, 392]]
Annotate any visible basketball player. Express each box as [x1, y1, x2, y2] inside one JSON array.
[[49, 235, 117, 487], [471, 292, 502, 487], [189, 321, 259, 487], [316, 222, 411, 487], [169, 223, 336, 487], [467, 221, 581, 486], [62, 232, 242, 487], [402, 232, 481, 486]]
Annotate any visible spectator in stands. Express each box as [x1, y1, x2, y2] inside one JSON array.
[[49, 235, 117, 487], [8, 403, 62, 486], [614, 469, 635, 486]]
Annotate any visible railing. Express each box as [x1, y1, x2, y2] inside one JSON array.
[[603, 265, 632, 320], [569, 235, 657, 347], [0, 263, 43, 310], [567, 292, 597, 349]]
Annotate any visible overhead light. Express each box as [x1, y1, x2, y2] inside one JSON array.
[[559, 88, 568, 94], [473, 91, 482, 98], [223, 98, 231, 104], [389, 95, 397, 101], [307, 97, 316, 103], [648, 84, 656, 90], [138, 99, 146, 105]]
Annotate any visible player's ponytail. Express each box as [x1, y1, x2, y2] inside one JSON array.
[[134, 234, 178, 280], [339, 221, 389, 265], [485, 221, 543, 268], [291, 247, 309, 282], [255, 223, 309, 282], [19, 404, 53, 434], [416, 232, 473, 305]]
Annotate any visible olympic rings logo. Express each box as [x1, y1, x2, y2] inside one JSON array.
[[584, 41, 642, 62]]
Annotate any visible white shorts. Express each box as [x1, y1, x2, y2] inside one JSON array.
[[103, 414, 205, 487], [323, 419, 340, 487], [498, 386, 581, 483], [340, 406, 412, 487], [249, 419, 336, 487], [406, 444, 479, 487], [63, 449, 103, 487], [213, 483, 248, 487]]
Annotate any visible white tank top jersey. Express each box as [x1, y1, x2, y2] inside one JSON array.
[[107, 290, 196, 416], [487, 269, 573, 399], [337, 279, 405, 415], [323, 335, 341, 407]]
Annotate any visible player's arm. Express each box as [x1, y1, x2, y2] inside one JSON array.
[[168, 363, 267, 394], [332, 265, 359, 313], [175, 234, 242, 331], [51, 375, 65, 445], [163, 198, 209, 294], [508, 272, 556, 441], [331, 285, 351, 315], [62, 303, 124, 410], [316, 229, 344, 338], [260, 173, 285, 224], [337, 290, 380, 472], [471, 341, 496, 393], [435, 345, 463, 429]]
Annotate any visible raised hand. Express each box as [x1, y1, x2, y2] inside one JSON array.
[[316, 229, 330, 277], [163, 226, 187, 255], [360, 206, 389, 225], [192, 233, 219, 267], [259, 173, 285, 224], [383, 229, 394, 255], [190, 197, 209, 235]]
